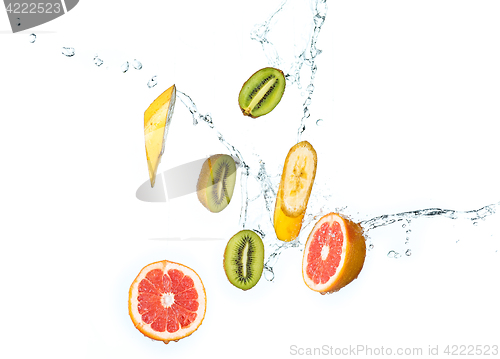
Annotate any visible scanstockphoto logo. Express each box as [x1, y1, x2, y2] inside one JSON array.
[[3, 0, 79, 33]]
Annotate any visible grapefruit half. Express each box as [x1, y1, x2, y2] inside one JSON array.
[[128, 260, 207, 344], [302, 213, 366, 294]]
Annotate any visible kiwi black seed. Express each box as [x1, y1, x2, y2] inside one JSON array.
[[224, 230, 265, 290], [238, 67, 286, 118], [196, 154, 237, 213]]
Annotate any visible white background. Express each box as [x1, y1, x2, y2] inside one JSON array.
[[1, 1, 499, 358]]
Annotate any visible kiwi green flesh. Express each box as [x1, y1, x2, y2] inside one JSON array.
[[224, 230, 264, 290], [239, 67, 286, 118], [206, 155, 237, 213]]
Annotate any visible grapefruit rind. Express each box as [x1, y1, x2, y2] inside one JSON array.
[[128, 260, 207, 344], [302, 213, 366, 294]]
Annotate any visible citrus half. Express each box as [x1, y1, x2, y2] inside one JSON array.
[[128, 260, 206, 344], [302, 213, 366, 294]]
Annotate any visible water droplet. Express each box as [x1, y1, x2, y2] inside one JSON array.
[[316, 119, 323, 126], [368, 243, 374, 250], [147, 76, 157, 88], [402, 224, 406, 228], [121, 61, 129, 73], [132, 59, 142, 70], [387, 250, 396, 258], [29, 34, 36, 43], [264, 269, 275, 281], [456, 239, 460, 243], [405, 249, 412, 256], [62, 47, 75, 57], [17, 18, 20, 26], [303, 108, 310, 118], [93, 55, 103, 67], [473, 221, 478, 226]]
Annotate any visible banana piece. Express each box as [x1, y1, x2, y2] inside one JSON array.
[[279, 141, 317, 218], [273, 185, 305, 241]]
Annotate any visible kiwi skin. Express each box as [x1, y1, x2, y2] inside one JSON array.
[[238, 67, 286, 118], [196, 154, 237, 213], [223, 230, 265, 291]]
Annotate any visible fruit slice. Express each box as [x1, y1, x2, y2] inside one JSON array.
[[273, 141, 317, 241], [196, 154, 237, 213], [273, 185, 305, 241], [280, 141, 317, 217], [128, 260, 207, 344], [144, 84, 176, 187], [238, 67, 286, 118], [223, 230, 265, 290], [302, 213, 366, 294]]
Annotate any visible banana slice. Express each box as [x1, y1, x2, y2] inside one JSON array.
[[279, 141, 317, 218], [144, 84, 176, 187]]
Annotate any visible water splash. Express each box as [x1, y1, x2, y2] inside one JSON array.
[[250, 0, 286, 68], [176, 90, 251, 228], [387, 250, 399, 259], [251, 0, 328, 142], [62, 47, 75, 57], [360, 202, 499, 232], [93, 55, 103, 67], [169, 0, 499, 279], [263, 240, 301, 281], [132, 59, 143, 70], [176, 86, 499, 275], [147, 76, 157, 88], [296, 0, 326, 142], [17, 0, 499, 289], [121, 61, 129, 73]]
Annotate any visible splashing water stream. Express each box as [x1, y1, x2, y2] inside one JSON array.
[[360, 202, 499, 232], [172, 0, 499, 280], [31, 0, 499, 282]]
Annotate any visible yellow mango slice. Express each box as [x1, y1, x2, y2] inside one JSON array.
[[144, 84, 176, 187]]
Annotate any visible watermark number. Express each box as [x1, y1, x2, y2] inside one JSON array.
[[5, 2, 61, 14]]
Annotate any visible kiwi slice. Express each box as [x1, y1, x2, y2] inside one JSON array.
[[196, 154, 237, 213], [238, 67, 286, 118], [224, 230, 265, 290]]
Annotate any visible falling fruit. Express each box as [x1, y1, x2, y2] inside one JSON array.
[[223, 230, 265, 290], [302, 213, 366, 294], [128, 260, 207, 344], [196, 154, 237, 213], [144, 84, 176, 187], [238, 67, 286, 118], [273, 141, 317, 241]]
